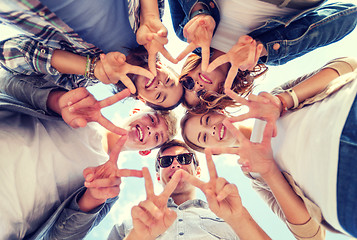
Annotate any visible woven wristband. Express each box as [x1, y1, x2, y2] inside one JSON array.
[[84, 55, 91, 78], [88, 56, 99, 79]]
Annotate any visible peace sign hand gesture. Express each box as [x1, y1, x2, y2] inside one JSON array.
[[128, 168, 182, 240], [181, 149, 243, 223], [79, 136, 143, 211], [58, 88, 130, 136], [176, 15, 216, 71]]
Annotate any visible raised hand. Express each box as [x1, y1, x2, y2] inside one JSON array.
[[79, 136, 143, 211], [176, 15, 216, 71], [225, 88, 280, 137], [95, 52, 154, 94], [136, 18, 177, 76], [58, 88, 130, 135], [129, 168, 181, 240], [207, 35, 263, 90], [215, 120, 277, 177], [181, 149, 244, 222]]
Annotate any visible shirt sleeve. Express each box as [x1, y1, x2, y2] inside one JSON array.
[[251, 178, 325, 240], [45, 188, 118, 240], [0, 35, 60, 76]]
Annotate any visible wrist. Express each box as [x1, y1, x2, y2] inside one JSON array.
[[47, 90, 67, 114], [260, 164, 281, 181], [78, 190, 105, 212]]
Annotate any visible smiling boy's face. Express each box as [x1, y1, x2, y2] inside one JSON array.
[[123, 112, 169, 150]]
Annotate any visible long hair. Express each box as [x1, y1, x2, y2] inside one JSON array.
[[179, 53, 267, 114]]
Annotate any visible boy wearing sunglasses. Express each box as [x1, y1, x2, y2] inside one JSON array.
[[108, 139, 270, 239]]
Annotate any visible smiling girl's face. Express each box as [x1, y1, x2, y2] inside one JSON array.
[[135, 62, 184, 109], [183, 111, 238, 149]]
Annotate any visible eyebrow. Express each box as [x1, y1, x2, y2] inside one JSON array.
[[199, 114, 205, 126], [158, 94, 167, 104]]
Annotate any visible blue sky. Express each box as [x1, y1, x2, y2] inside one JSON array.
[[85, 1, 357, 239]]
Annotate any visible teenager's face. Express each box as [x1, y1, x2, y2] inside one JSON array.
[[184, 112, 237, 149], [157, 146, 198, 194], [136, 63, 184, 108], [183, 62, 229, 107], [123, 112, 169, 150]]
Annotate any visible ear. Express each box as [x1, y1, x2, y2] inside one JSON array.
[[137, 95, 147, 104], [195, 166, 201, 178]]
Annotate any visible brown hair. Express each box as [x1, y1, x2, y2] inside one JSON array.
[[156, 110, 177, 143], [179, 53, 267, 114], [155, 139, 199, 172]]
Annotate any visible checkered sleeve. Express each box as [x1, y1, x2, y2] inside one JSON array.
[[0, 35, 60, 76]]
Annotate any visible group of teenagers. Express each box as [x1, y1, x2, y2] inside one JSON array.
[[0, 0, 357, 239]]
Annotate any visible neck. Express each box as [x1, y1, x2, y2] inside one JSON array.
[[170, 190, 196, 205]]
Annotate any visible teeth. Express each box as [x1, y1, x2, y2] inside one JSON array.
[[145, 78, 154, 87], [220, 125, 225, 139], [136, 125, 143, 141], [199, 73, 212, 84]]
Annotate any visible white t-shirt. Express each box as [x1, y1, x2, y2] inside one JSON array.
[[251, 71, 357, 234], [0, 111, 107, 239], [211, 0, 298, 53]]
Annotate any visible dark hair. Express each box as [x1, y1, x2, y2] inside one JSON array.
[[155, 139, 199, 172], [115, 46, 183, 110], [179, 53, 268, 114]]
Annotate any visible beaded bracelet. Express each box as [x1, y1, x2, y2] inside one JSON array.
[[87, 56, 99, 79], [275, 94, 288, 116], [84, 55, 91, 78]]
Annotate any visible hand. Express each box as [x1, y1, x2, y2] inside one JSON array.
[[130, 168, 181, 240], [207, 35, 263, 90], [94, 52, 154, 94], [181, 149, 244, 222], [176, 15, 216, 71], [79, 136, 143, 210], [225, 89, 280, 137], [136, 18, 177, 76], [214, 120, 277, 177], [58, 87, 130, 135]]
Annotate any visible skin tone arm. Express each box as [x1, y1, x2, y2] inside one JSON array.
[[46, 87, 130, 135], [217, 121, 311, 225], [182, 149, 271, 240], [51, 50, 153, 93], [124, 168, 181, 240], [78, 136, 143, 212]]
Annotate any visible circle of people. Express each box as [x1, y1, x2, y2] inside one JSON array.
[[0, 0, 356, 239]]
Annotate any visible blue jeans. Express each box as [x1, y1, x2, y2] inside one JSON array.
[[337, 94, 357, 237]]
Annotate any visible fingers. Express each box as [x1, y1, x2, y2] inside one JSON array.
[[222, 119, 247, 144], [129, 66, 154, 84], [262, 121, 274, 145], [225, 88, 249, 105], [217, 181, 237, 202], [252, 43, 264, 70], [142, 167, 154, 198], [99, 89, 131, 108], [97, 115, 128, 136], [200, 46, 210, 72], [247, 93, 269, 104], [224, 65, 238, 90], [204, 149, 218, 180], [116, 169, 143, 178], [163, 208, 177, 228], [84, 176, 121, 188], [176, 43, 196, 62], [159, 47, 178, 64], [160, 170, 182, 200], [108, 135, 127, 163], [206, 55, 228, 73], [69, 117, 88, 128], [208, 147, 240, 156], [148, 51, 158, 76], [138, 200, 163, 220]]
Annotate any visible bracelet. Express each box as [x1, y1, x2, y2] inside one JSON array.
[[84, 55, 91, 78], [286, 88, 299, 109], [275, 94, 288, 116], [87, 56, 99, 79], [190, 8, 211, 19]]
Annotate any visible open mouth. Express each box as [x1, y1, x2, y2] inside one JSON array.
[[219, 124, 226, 140], [145, 77, 156, 88], [136, 124, 144, 142], [199, 73, 212, 84]]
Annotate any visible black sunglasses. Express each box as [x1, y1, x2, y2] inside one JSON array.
[[157, 153, 195, 168], [181, 76, 195, 91]]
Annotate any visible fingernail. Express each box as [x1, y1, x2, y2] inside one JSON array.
[[69, 106, 74, 112], [67, 101, 73, 106]]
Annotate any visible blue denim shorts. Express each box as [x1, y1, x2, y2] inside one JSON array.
[[337, 94, 357, 237]]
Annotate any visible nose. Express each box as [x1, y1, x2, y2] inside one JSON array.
[[193, 80, 204, 92], [170, 159, 181, 169], [211, 126, 216, 136], [155, 79, 164, 89]]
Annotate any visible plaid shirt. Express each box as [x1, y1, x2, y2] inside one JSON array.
[[0, 0, 164, 90]]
